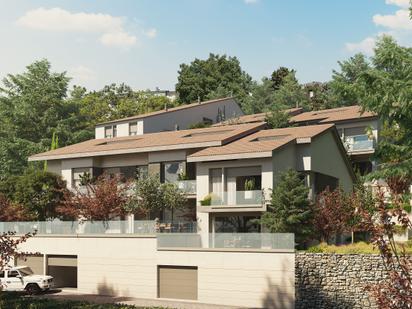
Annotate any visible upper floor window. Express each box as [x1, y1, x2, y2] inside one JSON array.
[[104, 125, 117, 138], [129, 122, 138, 136], [72, 168, 91, 188]]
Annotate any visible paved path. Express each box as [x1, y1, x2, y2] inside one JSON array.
[[40, 289, 244, 309]]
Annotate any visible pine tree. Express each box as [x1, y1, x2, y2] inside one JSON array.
[[260, 169, 313, 246]]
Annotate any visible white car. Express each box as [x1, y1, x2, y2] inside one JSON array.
[[0, 266, 53, 294]]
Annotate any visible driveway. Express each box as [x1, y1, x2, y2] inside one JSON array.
[[40, 289, 244, 309]]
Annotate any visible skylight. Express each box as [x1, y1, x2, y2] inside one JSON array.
[[252, 134, 290, 142]]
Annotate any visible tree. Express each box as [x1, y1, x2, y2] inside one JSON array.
[[127, 174, 187, 221], [1, 232, 35, 273], [329, 53, 370, 106], [0, 194, 34, 221], [304, 81, 334, 110], [0, 59, 91, 177], [57, 175, 130, 223], [0, 169, 67, 221], [271, 73, 309, 110], [175, 53, 254, 109], [265, 109, 290, 129], [312, 187, 355, 243], [259, 169, 313, 245], [356, 36, 412, 183], [358, 183, 412, 308], [271, 67, 296, 90]]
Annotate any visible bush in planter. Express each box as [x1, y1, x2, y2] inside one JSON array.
[[200, 193, 221, 206], [244, 178, 256, 191]]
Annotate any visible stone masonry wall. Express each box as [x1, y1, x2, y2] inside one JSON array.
[[295, 253, 388, 309]]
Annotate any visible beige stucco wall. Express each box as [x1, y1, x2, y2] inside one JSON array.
[[310, 131, 354, 192], [272, 143, 297, 187], [142, 98, 243, 134], [95, 120, 144, 139], [18, 236, 294, 308]]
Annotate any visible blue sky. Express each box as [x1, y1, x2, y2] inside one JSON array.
[[0, 0, 410, 91]]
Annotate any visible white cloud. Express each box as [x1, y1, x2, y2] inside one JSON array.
[[345, 37, 376, 55], [345, 0, 412, 54], [385, 0, 410, 8], [69, 65, 96, 84], [244, 0, 258, 4], [143, 28, 157, 38], [373, 9, 412, 30], [16, 7, 137, 48], [100, 31, 137, 47]]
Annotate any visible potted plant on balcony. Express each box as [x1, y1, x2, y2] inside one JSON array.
[[177, 172, 189, 190], [200, 193, 221, 206], [244, 178, 256, 199]]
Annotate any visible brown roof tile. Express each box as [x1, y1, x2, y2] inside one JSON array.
[[188, 124, 334, 160], [29, 122, 265, 161], [290, 105, 376, 124]]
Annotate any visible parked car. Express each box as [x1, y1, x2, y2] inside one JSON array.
[[0, 266, 53, 294]]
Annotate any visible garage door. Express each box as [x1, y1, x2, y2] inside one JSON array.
[[158, 266, 197, 300], [16, 255, 44, 275], [47, 255, 77, 288]]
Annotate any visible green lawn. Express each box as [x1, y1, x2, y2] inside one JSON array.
[[0, 293, 166, 309], [306, 241, 412, 254]]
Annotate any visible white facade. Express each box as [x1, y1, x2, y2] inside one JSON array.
[[95, 98, 244, 139], [18, 235, 295, 308]]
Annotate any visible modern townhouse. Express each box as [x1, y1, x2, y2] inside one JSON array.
[[9, 99, 358, 307], [217, 105, 379, 176]]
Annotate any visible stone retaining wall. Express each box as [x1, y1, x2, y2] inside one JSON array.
[[295, 253, 387, 309]]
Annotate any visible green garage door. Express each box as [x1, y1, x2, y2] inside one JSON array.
[[158, 266, 198, 300], [47, 255, 77, 288], [16, 255, 44, 275]]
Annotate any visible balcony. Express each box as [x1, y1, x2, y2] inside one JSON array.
[[176, 180, 196, 195], [199, 190, 266, 213], [344, 134, 375, 154]]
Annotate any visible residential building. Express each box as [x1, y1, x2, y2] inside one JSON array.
[[148, 87, 177, 101], [216, 105, 379, 176], [22, 102, 358, 307], [95, 97, 243, 139], [29, 122, 354, 235]]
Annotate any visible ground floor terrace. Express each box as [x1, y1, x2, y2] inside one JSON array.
[[3, 220, 295, 309]]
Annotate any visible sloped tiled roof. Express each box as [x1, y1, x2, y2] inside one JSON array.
[[29, 122, 265, 161], [290, 105, 376, 124], [188, 124, 334, 161]]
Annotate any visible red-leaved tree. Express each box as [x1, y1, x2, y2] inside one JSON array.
[[57, 175, 131, 223], [357, 177, 412, 308], [0, 231, 35, 271], [312, 187, 355, 243], [0, 194, 34, 221]]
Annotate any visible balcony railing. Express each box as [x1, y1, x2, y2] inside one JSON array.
[[208, 190, 263, 206], [176, 180, 196, 194], [344, 134, 375, 152], [157, 233, 295, 250]]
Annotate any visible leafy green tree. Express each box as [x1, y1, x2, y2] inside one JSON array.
[[0, 169, 67, 221], [259, 169, 313, 245], [128, 174, 187, 221], [329, 53, 370, 106], [271, 73, 309, 110], [356, 36, 412, 188], [271, 66, 296, 90], [265, 109, 291, 129], [0, 60, 91, 177], [175, 53, 253, 109], [304, 81, 335, 110]]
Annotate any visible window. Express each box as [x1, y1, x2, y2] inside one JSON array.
[[72, 168, 91, 188], [162, 162, 184, 183], [8, 270, 19, 278], [129, 122, 138, 136], [101, 165, 148, 182], [0, 271, 4, 278], [104, 125, 117, 138]]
